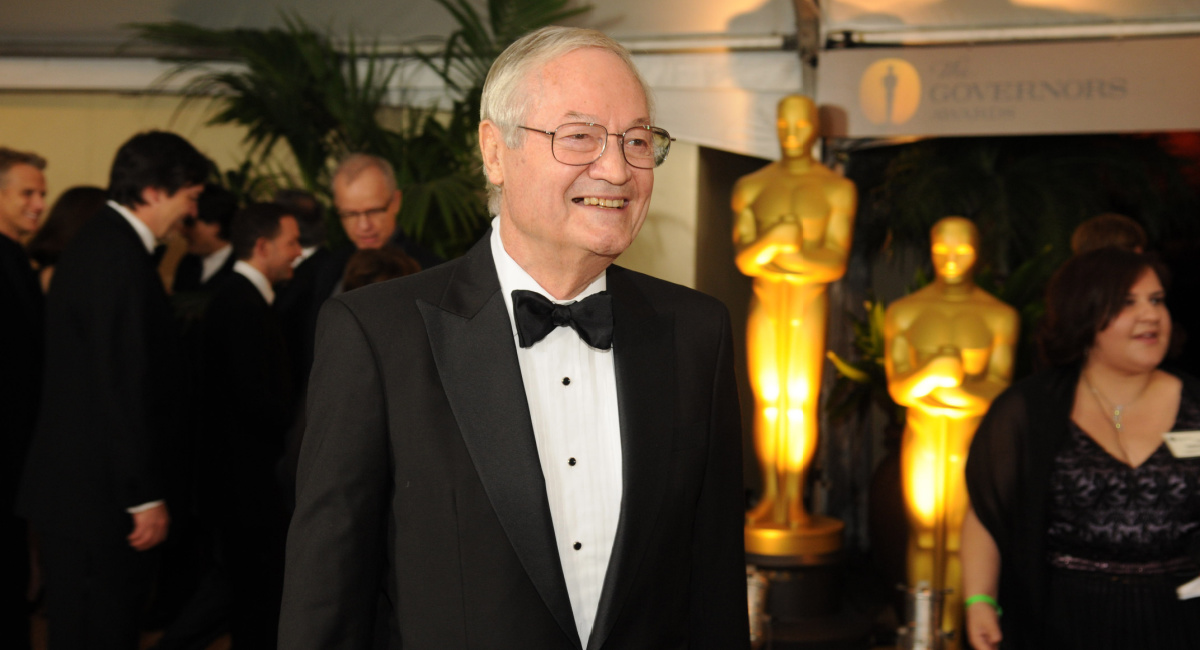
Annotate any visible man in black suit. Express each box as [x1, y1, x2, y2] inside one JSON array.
[[312, 155, 435, 304], [0, 146, 47, 650], [200, 202, 300, 649], [172, 183, 237, 293], [273, 189, 333, 387], [18, 131, 210, 650], [280, 26, 749, 650]]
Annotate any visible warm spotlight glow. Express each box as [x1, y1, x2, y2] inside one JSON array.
[[907, 450, 938, 527]]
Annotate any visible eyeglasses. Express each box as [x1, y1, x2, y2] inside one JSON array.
[[338, 206, 390, 222], [517, 122, 675, 169]]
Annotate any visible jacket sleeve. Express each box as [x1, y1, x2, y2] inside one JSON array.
[[94, 254, 164, 510], [279, 298, 390, 650], [689, 305, 751, 649], [964, 384, 1029, 554]]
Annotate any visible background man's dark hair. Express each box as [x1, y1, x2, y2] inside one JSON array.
[[197, 183, 239, 241], [231, 202, 290, 261], [28, 186, 107, 268], [0, 147, 47, 185], [107, 131, 211, 208], [1071, 213, 1147, 255], [274, 189, 325, 248], [343, 247, 420, 292]]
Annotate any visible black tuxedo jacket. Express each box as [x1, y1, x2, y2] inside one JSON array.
[[274, 246, 335, 388], [280, 235, 748, 650], [0, 235, 43, 505], [18, 207, 182, 543], [200, 272, 295, 515], [173, 248, 235, 293]]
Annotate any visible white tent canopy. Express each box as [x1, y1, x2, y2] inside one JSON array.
[[824, 0, 1200, 43], [0, 0, 804, 161]]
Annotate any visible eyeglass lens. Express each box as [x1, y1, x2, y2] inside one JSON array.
[[551, 124, 671, 169]]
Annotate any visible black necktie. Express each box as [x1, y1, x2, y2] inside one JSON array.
[[511, 289, 613, 350]]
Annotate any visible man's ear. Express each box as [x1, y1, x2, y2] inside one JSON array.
[[389, 189, 402, 216], [140, 186, 163, 206], [253, 236, 270, 261], [479, 120, 505, 187]]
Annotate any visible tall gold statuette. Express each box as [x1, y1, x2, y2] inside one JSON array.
[[885, 217, 1018, 648], [734, 95, 856, 560]]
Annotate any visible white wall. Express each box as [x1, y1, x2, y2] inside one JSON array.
[[3, 0, 795, 54]]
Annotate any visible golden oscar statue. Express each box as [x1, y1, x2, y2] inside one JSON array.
[[734, 95, 857, 559], [884, 217, 1018, 647]]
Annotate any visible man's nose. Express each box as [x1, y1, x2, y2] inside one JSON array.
[[589, 137, 633, 184]]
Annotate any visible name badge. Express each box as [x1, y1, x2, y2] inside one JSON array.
[[1163, 431, 1200, 458]]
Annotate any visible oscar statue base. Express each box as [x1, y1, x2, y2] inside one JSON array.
[[745, 517, 873, 649], [745, 514, 844, 564]]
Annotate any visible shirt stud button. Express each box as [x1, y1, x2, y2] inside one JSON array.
[[568, 457, 577, 466], [573, 542, 582, 551], [562, 377, 571, 386]]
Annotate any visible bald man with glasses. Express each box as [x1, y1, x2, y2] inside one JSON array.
[[280, 26, 749, 650]]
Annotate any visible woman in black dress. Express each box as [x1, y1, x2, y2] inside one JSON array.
[[962, 248, 1200, 649]]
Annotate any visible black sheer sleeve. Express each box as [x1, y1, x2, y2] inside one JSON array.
[[966, 385, 1029, 554]]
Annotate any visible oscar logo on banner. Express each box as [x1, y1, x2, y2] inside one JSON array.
[[860, 58, 922, 125]]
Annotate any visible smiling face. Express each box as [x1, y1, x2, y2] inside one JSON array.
[[777, 96, 817, 159], [1090, 268, 1170, 374], [141, 183, 204, 239], [481, 47, 654, 270], [930, 217, 978, 284], [0, 163, 47, 241], [260, 215, 302, 284]]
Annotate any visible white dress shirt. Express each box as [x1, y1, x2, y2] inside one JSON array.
[[292, 245, 318, 268], [489, 217, 623, 645], [201, 244, 233, 284], [234, 260, 275, 305]]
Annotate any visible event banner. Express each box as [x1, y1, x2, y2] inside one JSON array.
[[817, 35, 1200, 138]]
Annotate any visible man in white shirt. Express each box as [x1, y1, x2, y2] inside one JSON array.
[[173, 183, 237, 293], [18, 131, 210, 650], [280, 26, 749, 650], [199, 202, 300, 650]]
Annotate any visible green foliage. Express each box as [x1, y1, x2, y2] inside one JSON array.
[[212, 158, 277, 206], [131, 0, 591, 259], [853, 135, 1195, 275], [845, 134, 1198, 378], [414, 0, 590, 121], [133, 17, 398, 195], [826, 297, 906, 434]]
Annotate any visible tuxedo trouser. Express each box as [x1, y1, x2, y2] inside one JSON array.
[[40, 531, 156, 650], [1, 512, 31, 649]]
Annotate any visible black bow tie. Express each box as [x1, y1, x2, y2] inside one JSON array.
[[512, 289, 613, 350]]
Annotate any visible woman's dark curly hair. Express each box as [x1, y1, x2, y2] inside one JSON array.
[[1040, 247, 1169, 367]]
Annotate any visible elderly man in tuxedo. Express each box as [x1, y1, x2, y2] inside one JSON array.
[[19, 131, 210, 650], [279, 26, 749, 650]]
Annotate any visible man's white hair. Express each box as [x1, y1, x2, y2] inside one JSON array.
[[479, 26, 654, 215], [333, 153, 398, 197]]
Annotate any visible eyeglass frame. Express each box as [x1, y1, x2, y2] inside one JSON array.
[[515, 122, 676, 169], [338, 205, 392, 222]]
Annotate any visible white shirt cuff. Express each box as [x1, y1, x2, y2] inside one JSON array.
[[126, 500, 165, 514]]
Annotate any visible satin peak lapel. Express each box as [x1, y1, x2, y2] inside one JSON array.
[[587, 267, 676, 650], [418, 241, 583, 650]]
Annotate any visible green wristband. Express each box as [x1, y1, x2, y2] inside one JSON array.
[[964, 594, 1003, 616]]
